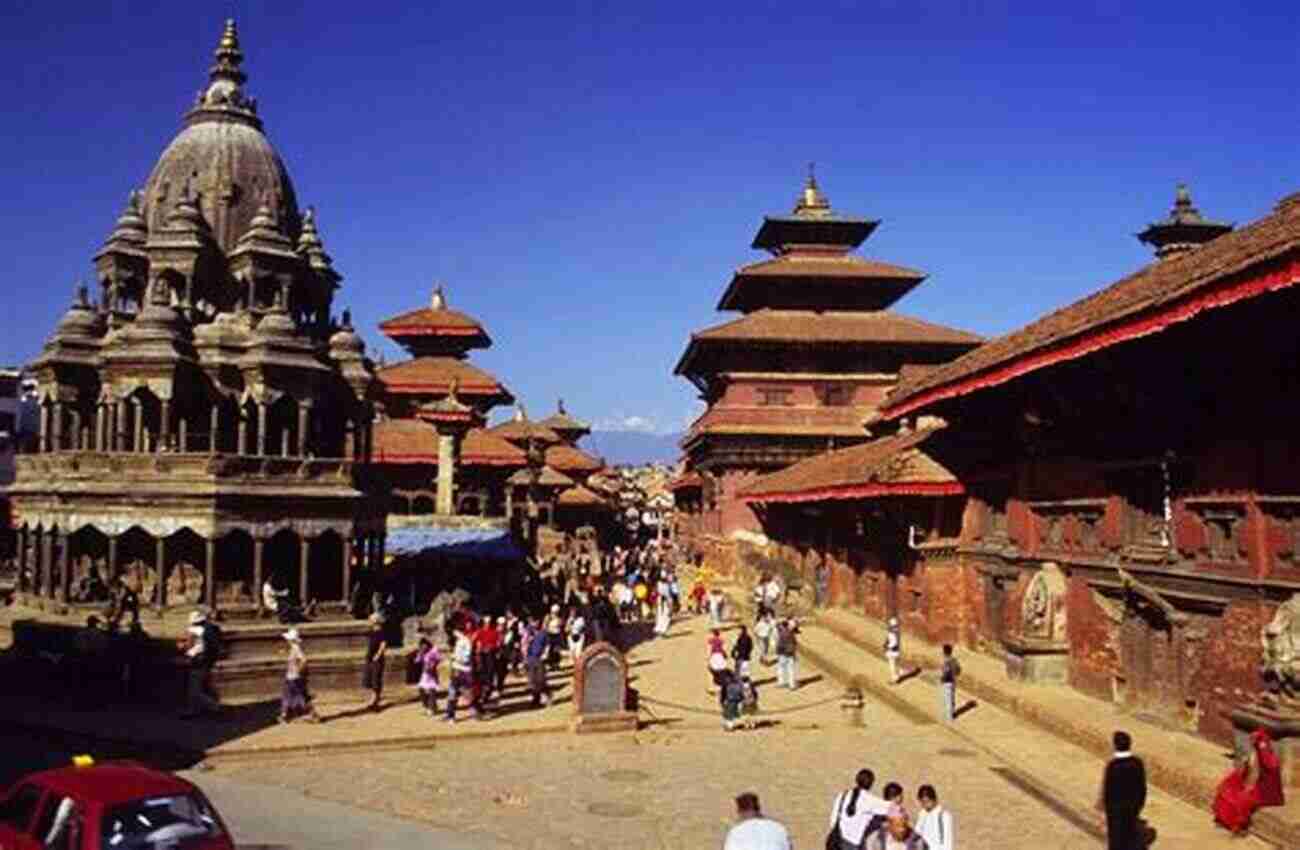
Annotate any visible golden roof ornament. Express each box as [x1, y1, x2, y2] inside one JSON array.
[[793, 163, 832, 219], [431, 284, 446, 310]]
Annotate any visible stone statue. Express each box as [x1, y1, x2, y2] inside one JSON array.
[[1021, 563, 1067, 642], [1261, 594, 1300, 704]]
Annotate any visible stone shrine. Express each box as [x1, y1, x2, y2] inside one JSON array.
[[571, 642, 637, 733]]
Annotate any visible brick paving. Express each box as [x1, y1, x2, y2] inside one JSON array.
[[199, 608, 1273, 850]]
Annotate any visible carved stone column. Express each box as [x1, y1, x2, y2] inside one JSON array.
[[155, 535, 166, 611], [107, 535, 119, 580], [58, 529, 71, 604], [341, 537, 354, 603], [209, 404, 220, 455], [51, 402, 63, 451], [238, 411, 248, 455], [204, 537, 217, 609], [436, 432, 456, 516], [299, 536, 311, 604], [256, 402, 267, 456], [39, 528, 52, 599], [297, 404, 310, 457], [253, 538, 265, 614], [133, 398, 144, 453], [159, 398, 171, 450]]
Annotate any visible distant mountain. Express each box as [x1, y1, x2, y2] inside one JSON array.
[[582, 431, 682, 466]]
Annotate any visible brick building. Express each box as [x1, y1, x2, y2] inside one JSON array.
[[673, 172, 980, 537], [740, 184, 1300, 756]]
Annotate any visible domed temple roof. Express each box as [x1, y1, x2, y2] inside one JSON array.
[[140, 20, 301, 255]]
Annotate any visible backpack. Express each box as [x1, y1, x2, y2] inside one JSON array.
[[723, 677, 745, 704], [201, 622, 225, 663]]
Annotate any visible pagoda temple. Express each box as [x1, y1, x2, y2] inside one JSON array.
[[9, 20, 382, 615], [372, 286, 519, 516], [673, 171, 982, 537]]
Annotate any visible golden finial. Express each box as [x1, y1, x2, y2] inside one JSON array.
[[217, 19, 242, 61], [794, 162, 831, 217], [431, 284, 446, 310]]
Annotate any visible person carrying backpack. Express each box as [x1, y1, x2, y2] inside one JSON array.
[[939, 643, 962, 722], [739, 675, 760, 730], [719, 669, 745, 731]]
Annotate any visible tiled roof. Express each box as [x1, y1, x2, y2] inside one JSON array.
[[739, 428, 959, 502], [885, 193, 1300, 417], [539, 409, 591, 435], [506, 465, 574, 487], [379, 305, 488, 338], [737, 251, 924, 281], [556, 485, 607, 507], [372, 420, 525, 466], [544, 443, 604, 474], [682, 309, 982, 348], [491, 418, 562, 445], [377, 357, 512, 398], [669, 472, 704, 490]]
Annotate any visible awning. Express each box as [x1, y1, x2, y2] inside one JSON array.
[[386, 526, 524, 560]]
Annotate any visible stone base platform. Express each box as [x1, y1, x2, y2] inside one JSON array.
[[569, 712, 638, 734]]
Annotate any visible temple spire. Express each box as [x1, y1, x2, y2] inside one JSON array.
[[1137, 183, 1232, 261], [186, 18, 259, 127], [431, 284, 446, 310], [793, 163, 832, 218], [210, 19, 247, 87]]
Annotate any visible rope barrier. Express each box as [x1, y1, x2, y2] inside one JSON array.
[[639, 693, 840, 717]]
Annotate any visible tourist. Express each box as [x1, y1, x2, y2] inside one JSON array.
[[775, 618, 799, 690], [815, 560, 831, 608], [829, 769, 891, 850], [635, 577, 650, 620], [731, 624, 753, 677], [762, 574, 783, 614], [279, 628, 320, 724], [524, 615, 551, 707], [881, 782, 905, 817], [884, 617, 902, 684], [543, 603, 565, 669], [938, 644, 961, 721], [751, 576, 767, 614], [914, 785, 953, 850], [445, 621, 475, 722], [567, 605, 587, 662], [474, 615, 501, 711], [739, 675, 760, 730], [1096, 731, 1146, 850], [653, 572, 672, 636], [106, 574, 140, 632], [719, 669, 745, 731], [669, 569, 681, 613], [723, 792, 791, 850], [495, 615, 515, 691], [180, 609, 220, 719], [864, 806, 926, 850], [414, 635, 441, 716], [754, 609, 775, 665], [262, 578, 286, 620], [690, 577, 708, 614], [363, 612, 388, 712], [707, 587, 725, 626]]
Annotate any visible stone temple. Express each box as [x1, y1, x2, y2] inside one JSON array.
[[9, 20, 384, 616]]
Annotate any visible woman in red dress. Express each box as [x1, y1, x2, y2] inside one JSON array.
[[1214, 729, 1285, 833]]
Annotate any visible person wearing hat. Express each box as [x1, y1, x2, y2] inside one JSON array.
[[280, 628, 320, 723], [180, 610, 221, 719], [362, 612, 388, 712]]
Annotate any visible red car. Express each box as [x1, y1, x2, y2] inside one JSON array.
[[0, 761, 234, 850]]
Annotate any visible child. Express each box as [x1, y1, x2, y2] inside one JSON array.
[[415, 636, 441, 716], [690, 580, 707, 615]]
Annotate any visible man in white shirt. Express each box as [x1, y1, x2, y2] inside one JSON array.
[[914, 784, 954, 850], [830, 769, 891, 849], [723, 792, 791, 850], [763, 577, 783, 613]]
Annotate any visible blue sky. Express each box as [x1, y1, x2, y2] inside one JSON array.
[[2, 2, 1298, 434]]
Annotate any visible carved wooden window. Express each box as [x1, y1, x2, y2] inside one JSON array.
[[757, 387, 793, 406], [1108, 461, 1184, 548], [819, 384, 851, 407]]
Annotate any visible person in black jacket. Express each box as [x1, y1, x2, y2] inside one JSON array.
[[731, 625, 754, 678], [1096, 730, 1147, 850]]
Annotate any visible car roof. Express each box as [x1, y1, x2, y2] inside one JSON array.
[[19, 764, 196, 806]]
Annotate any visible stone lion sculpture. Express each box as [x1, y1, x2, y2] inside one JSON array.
[[1261, 594, 1300, 702]]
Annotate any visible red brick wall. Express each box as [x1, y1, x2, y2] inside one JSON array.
[[718, 469, 764, 536], [1198, 600, 1274, 744], [1065, 575, 1116, 703]]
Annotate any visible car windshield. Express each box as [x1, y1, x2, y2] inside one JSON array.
[[101, 793, 223, 849]]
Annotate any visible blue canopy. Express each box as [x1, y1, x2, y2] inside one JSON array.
[[386, 526, 524, 561]]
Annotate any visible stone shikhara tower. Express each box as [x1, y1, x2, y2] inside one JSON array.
[[12, 21, 384, 613]]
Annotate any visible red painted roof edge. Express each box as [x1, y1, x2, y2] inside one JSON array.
[[740, 481, 964, 504], [883, 254, 1300, 420], [373, 453, 523, 466]]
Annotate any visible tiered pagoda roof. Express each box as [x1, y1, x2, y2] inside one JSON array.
[[538, 399, 591, 444], [372, 419, 526, 466], [490, 407, 562, 446], [378, 285, 491, 357], [544, 442, 604, 476]]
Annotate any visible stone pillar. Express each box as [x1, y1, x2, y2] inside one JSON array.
[[58, 529, 70, 604], [297, 404, 310, 457], [204, 537, 216, 609], [110, 403, 120, 451], [39, 528, 52, 599], [160, 398, 171, 450], [15, 526, 27, 590], [256, 403, 267, 456], [299, 536, 311, 605], [436, 432, 456, 515], [238, 411, 248, 455], [345, 422, 356, 460], [69, 410, 81, 450], [94, 404, 104, 451], [38, 404, 48, 452], [281, 424, 291, 458], [52, 402, 63, 451], [210, 404, 220, 455], [107, 535, 119, 581], [155, 535, 166, 611], [253, 538, 265, 614], [133, 398, 144, 453], [341, 537, 354, 603]]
